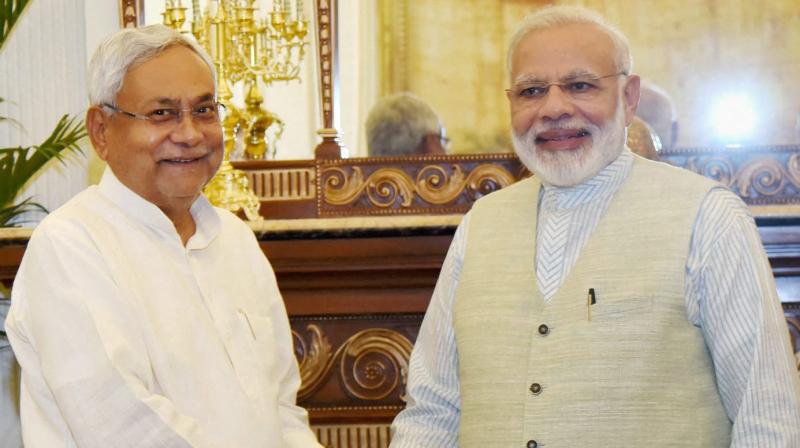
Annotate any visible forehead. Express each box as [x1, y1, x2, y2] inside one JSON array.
[[117, 45, 215, 105], [510, 23, 617, 82]]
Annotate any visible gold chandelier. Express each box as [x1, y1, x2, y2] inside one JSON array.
[[162, 0, 309, 220]]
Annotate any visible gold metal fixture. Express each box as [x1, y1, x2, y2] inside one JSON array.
[[163, 0, 309, 220]]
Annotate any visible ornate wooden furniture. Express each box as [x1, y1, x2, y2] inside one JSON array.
[[3, 205, 798, 448]]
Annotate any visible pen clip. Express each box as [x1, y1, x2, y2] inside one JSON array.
[[587, 288, 596, 321]]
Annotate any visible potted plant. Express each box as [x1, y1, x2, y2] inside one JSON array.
[[0, 0, 86, 227]]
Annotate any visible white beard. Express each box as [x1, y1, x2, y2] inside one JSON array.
[[511, 104, 628, 187]]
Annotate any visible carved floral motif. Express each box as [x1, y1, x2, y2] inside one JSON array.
[[736, 157, 790, 198], [293, 325, 334, 394], [321, 163, 517, 209], [787, 154, 800, 187], [683, 156, 734, 186], [664, 148, 800, 205], [293, 324, 414, 401]]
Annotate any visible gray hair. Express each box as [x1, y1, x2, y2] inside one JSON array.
[[88, 24, 216, 106], [506, 5, 633, 83], [366, 93, 442, 157]]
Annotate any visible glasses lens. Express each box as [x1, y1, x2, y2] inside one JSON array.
[[192, 102, 222, 122]]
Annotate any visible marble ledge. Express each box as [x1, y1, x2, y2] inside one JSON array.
[[749, 205, 800, 218], [0, 215, 466, 243], [2, 206, 797, 243], [0, 228, 32, 243], [249, 214, 464, 240]]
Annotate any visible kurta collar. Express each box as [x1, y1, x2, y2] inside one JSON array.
[[540, 148, 634, 211], [98, 168, 221, 248]]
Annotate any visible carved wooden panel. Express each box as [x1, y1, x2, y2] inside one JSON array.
[[245, 167, 316, 201], [230, 145, 800, 219], [0, 237, 27, 290], [316, 154, 526, 217], [313, 423, 391, 448], [119, 0, 142, 28], [660, 145, 800, 206], [290, 314, 422, 422]]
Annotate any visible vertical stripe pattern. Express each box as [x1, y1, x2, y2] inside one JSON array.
[[0, 0, 90, 225], [535, 151, 632, 301]]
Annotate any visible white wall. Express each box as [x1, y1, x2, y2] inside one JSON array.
[[0, 0, 98, 225], [338, 0, 379, 158]]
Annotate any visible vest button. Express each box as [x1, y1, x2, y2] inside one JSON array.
[[526, 440, 538, 448], [537, 324, 549, 335], [529, 382, 542, 395]]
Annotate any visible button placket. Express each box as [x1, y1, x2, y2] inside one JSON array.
[[525, 312, 550, 448]]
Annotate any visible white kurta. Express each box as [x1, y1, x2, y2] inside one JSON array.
[[5, 169, 321, 448]]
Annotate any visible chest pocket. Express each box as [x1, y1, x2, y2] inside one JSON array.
[[592, 295, 654, 320], [238, 311, 278, 376]]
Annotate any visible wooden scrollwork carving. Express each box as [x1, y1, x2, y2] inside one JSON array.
[[663, 146, 800, 205], [320, 163, 517, 209], [293, 324, 334, 394], [293, 324, 414, 401], [684, 156, 734, 187], [464, 164, 517, 200], [788, 154, 800, 187], [339, 328, 413, 401], [736, 157, 794, 198], [415, 165, 467, 205], [365, 169, 416, 208]]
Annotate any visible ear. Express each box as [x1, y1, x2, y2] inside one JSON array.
[[622, 74, 641, 126], [422, 134, 446, 155], [86, 106, 111, 161]]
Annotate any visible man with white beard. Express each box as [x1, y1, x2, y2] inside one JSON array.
[[390, 6, 800, 448]]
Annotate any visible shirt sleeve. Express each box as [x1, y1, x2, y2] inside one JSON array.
[[6, 223, 214, 448], [390, 214, 470, 448], [252, 252, 323, 448], [685, 187, 800, 446]]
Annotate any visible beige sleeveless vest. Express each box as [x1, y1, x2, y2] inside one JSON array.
[[453, 155, 732, 447]]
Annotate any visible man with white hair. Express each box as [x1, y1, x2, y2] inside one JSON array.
[[391, 6, 800, 447], [5, 25, 321, 447], [366, 92, 448, 157]]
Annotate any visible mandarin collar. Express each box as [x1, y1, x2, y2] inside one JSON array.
[[539, 148, 634, 211], [97, 168, 221, 248]]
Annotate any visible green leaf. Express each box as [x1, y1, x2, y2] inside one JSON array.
[[0, 0, 31, 51], [1, 2, 84, 227], [0, 114, 86, 224], [0, 97, 21, 127], [0, 196, 47, 227]]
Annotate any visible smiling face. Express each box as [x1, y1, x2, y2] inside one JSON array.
[[507, 22, 640, 186], [87, 45, 223, 215]]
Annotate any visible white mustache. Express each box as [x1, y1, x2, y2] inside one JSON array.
[[529, 119, 602, 141]]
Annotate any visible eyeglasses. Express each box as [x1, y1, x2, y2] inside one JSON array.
[[506, 72, 628, 105], [438, 128, 451, 149], [102, 101, 226, 126]]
